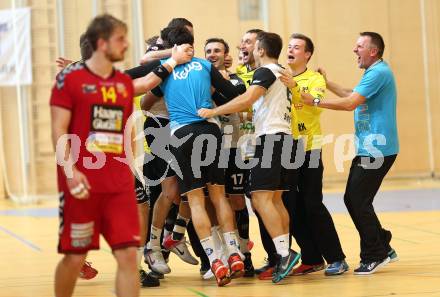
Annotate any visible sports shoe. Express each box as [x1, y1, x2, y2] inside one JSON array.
[[139, 269, 160, 287], [211, 259, 231, 286], [228, 253, 245, 279], [354, 257, 390, 275], [163, 235, 199, 265], [149, 270, 164, 279], [290, 263, 325, 276], [258, 266, 275, 280], [144, 249, 171, 274], [255, 258, 271, 275], [79, 261, 98, 280], [272, 249, 301, 283], [202, 268, 215, 280], [243, 252, 255, 277], [388, 248, 399, 263], [325, 260, 349, 276]]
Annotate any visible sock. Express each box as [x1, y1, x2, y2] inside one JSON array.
[[137, 246, 146, 270], [211, 226, 223, 253], [164, 203, 179, 239], [237, 233, 250, 254], [147, 225, 162, 250], [273, 234, 289, 257], [223, 231, 240, 256], [172, 214, 190, 241], [235, 208, 250, 239], [200, 236, 218, 265]]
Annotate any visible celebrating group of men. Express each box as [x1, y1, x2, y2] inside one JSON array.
[[50, 13, 399, 297]]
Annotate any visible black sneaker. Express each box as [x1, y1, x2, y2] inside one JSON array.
[[139, 269, 160, 287], [243, 252, 255, 277], [272, 249, 301, 283], [199, 258, 211, 276], [388, 248, 399, 263], [354, 257, 390, 275], [149, 270, 164, 279]]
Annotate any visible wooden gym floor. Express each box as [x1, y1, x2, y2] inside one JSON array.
[[0, 179, 439, 297]]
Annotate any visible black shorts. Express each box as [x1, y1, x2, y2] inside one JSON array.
[[224, 148, 250, 195], [143, 116, 176, 184], [250, 133, 298, 193], [170, 121, 225, 196]]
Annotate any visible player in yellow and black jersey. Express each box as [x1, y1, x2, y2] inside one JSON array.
[[280, 33, 348, 276]]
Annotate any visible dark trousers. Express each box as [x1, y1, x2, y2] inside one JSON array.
[[290, 150, 345, 264], [344, 155, 396, 262]]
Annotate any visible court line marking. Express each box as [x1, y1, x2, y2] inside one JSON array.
[[0, 225, 42, 252], [187, 288, 209, 297]]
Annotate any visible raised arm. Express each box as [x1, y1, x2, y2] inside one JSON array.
[[317, 67, 353, 97]]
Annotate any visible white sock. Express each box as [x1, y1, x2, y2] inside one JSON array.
[[200, 236, 218, 265], [223, 231, 240, 256], [148, 225, 162, 250], [273, 234, 289, 257], [137, 247, 143, 269], [211, 226, 223, 253]]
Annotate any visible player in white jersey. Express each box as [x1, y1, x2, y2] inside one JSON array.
[[199, 31, 300, 284]]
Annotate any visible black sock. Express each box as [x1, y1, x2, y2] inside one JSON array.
[[235, 208, 250, 239]]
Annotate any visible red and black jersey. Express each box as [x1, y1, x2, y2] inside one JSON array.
[[50, 61, 135, 193]]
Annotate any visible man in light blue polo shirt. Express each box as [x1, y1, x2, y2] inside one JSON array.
[[301, 32, 399, 275]]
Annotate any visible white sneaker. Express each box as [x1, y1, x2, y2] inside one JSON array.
[[171, 239, 199, 265], [144, 249, 171, 274], [202, 268, 215, 280]]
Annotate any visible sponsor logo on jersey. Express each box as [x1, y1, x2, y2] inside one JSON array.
[[116, 82, 128, 98], [82, 84, 97, 94], [91, 105, 124, 132], [172, 61, 203, 80]]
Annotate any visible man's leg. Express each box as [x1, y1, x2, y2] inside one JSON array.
[[299, 152, 347, 275], [344, 155, 396, 274], [114, 247, 140, 297], [187, 188, 231, 286], [287, 188, 325, 274], [145, 177, 179, 274], [252, 190, 300, 283], [55, 253, 87, 297], [208, 184, 244, 278]]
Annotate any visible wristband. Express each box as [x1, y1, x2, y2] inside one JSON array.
[[165, 57, 177, 69], [153, 64, 171, 80]]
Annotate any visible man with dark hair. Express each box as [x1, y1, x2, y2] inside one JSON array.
[[140, 18, 194, 64], [128, 27, 199, 278], [130, 27, 246, 287], [50, 14, 191, 297], [203, 37, 255, 279], [167, 17, 194, 34], [280, 33, 348, 276], [199, 31, 300, 284], [302, 31, 398, 275]]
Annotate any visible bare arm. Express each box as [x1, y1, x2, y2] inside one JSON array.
[[317, 67, 352, 97], [140, 48, 172, 65], [198, 85, 265, 118], [301, 91, 366, 111], [140, 92, 161, 111], [133, 44, 194, 95], [51, 106, 91, 198]]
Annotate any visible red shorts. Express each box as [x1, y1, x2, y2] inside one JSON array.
[[58, 189, 140, 254]]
